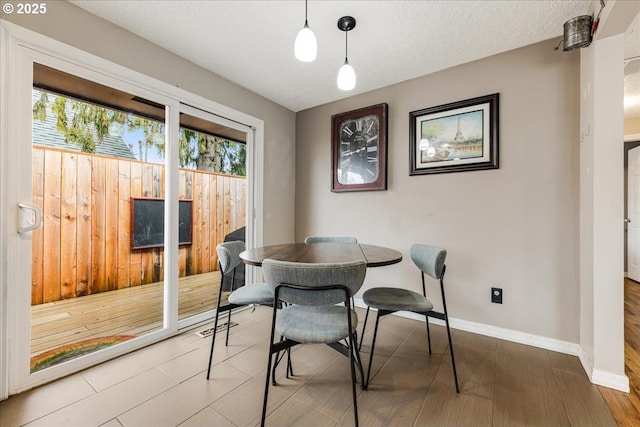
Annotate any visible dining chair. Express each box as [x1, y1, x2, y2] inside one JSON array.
[[359, 243, 459, 392], [206, 240, 274, 380], [260, 259, 367, 427], [304, 236, 358, 244]]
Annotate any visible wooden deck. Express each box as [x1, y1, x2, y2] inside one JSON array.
[[30, 271, 222, 356], [598, 278, 640, 426]]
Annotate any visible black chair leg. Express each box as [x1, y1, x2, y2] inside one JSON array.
[[348, 326, 359, 427], [364, 312, 382, 389], [261, 351, 274, 427], [287, 348, 294, 377], [225, 308, 232, 346], [271, 351, 282, 385], [425, 315, 432, 354], [352, 332, 366, 390], [206, 292, 225, 380], [444, 317, 460, 393], [261, 305, 280, 427], [271, 336, 290, 385], [359, 307, 370, 352], [438, 274, 459, 393]]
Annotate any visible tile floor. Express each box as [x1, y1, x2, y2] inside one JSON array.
[[0, 306, 617, 427]]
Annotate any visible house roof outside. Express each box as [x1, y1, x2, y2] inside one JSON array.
[[32, 89, 137, 160]]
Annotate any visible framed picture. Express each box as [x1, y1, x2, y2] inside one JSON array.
[[332, 103, 388, 192], [409, 93, 499, 175]]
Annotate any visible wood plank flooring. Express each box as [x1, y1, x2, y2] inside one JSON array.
[[1, 305, 617, 427], [598, 278, 640, 426], [30, 271, 221, 355]]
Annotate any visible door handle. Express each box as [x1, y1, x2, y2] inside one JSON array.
[[625, 218, 631, 224], [18, 202, 42, 234]]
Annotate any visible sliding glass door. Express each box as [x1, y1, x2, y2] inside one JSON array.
[[29, 64, 171, 373], [176, 107, 249, 324], [2, 32, 258, 394]]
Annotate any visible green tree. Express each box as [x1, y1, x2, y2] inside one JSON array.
[[421, 119, 444, 142], [33, 90, 246, 176]]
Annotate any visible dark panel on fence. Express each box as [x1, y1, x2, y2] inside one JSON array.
[[131, 198, 192, 250]]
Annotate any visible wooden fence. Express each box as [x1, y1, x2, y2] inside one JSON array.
[[31, 146, 246, 305]]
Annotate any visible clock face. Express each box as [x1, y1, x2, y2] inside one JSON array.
[[337, 113, 380, 185]]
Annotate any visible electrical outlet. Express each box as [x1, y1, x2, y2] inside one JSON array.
[[491, 287, 503, 304]]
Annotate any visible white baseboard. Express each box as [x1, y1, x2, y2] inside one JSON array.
[[592, 369, 630, 392], [353, 298, 629, 392], [578, 347, 630, 392]]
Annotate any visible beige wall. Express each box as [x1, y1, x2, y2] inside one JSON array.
[[296, 40, 581, 342], [3, 1, 296, 246], [626, 118, 640, 137]]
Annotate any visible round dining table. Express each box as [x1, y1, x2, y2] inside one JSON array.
[[239, 242, 403, 267]]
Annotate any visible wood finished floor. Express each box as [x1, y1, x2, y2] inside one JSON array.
[[597, 278, 640, 426], [1, 305, 616, 427]]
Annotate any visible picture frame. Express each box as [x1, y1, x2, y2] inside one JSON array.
[[332, 103, 388, 192], [409, 93, 499, 175]]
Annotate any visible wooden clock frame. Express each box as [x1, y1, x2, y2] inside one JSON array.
[[331, 103, 388, 192]]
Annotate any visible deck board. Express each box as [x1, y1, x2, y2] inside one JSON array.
[[30, 271, 222, 355]]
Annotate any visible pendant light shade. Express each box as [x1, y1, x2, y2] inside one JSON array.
[[337, 16, 356, 91], [295, 0, 317, 62], [337, 60, 356, 91], [295, 23, 317, 62]]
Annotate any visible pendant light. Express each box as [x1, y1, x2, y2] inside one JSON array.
[[294, 0, 317, 62], [337, 16, 356, 91]]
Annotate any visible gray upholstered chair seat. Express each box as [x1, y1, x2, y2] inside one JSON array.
[[228, 283, 273, 305], [359, 243, 459, 393], [208, 240, 278, 381], [362, 287, 434, 313], [277, 305, 358, 343], [261, 259, 366, 426]]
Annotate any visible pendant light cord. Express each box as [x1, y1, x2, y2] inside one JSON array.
[[344, 30, 349, 62], [305, 0, 308, 26]]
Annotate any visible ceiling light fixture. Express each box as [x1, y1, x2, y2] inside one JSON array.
[[294, 0, 317, 62], [337, 16, 356, 91]]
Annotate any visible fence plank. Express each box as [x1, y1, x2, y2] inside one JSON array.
[[76, 154, 92, 297], [91, 156, 106, 294], [129, 161, 143, 286], [222, 176, 233, 235], [192, 171, 203, 274], [178, 169, 189, 277], [201, 175, 211, 272], [216, 176, 225, 257], [60, 152, 78, 300], [43, 150, 62, 303], [140, 163, 155, 283], [31, 149, 45, 305], [118, 160, 131, 289], [209, 175, 218, 270], [105, 157, 119, 291]]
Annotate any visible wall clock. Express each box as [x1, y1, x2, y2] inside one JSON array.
[[331, 103, 388, 192]]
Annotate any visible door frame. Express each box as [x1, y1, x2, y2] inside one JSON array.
[[0, 21, 264, 398], [626, 140, 640, 280], [175, 103, 255, 329]]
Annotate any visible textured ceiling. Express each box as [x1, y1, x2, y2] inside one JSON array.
[[70, 1, 636, 118]]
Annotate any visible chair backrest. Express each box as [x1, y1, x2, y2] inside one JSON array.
[[262, 259, 366, 306], [304, 236, 358, 244], [216, 240, 246, 275], [410, 244, 447, 280]]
